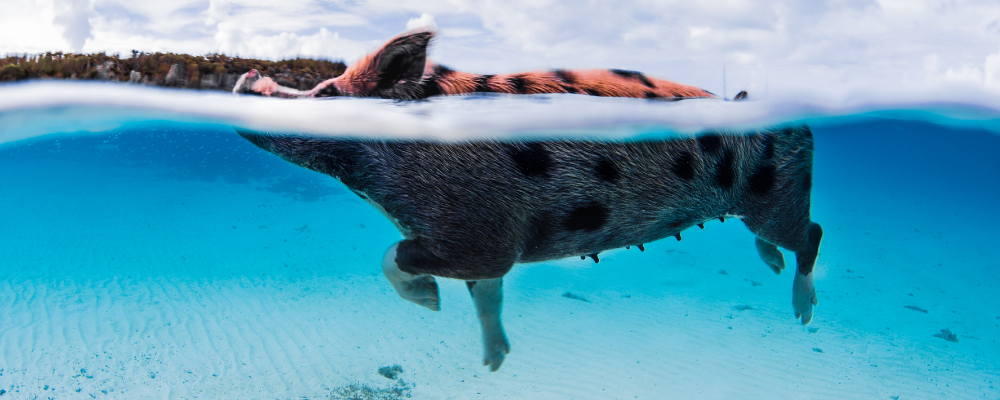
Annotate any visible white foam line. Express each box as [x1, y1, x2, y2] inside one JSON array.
[[1, 81, 999, 146]]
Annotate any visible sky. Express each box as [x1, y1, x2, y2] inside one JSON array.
[[2, 0, 999, 98]]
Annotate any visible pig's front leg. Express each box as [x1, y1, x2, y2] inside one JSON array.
[[382, 242, 440, 311]]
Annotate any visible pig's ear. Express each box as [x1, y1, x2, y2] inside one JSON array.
[[366, 30, 434, 98]]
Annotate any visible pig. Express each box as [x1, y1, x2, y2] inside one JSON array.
[[231, 30, 715, 100], [233, 30, 822, 372]]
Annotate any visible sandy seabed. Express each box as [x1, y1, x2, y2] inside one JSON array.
[[0, 122, 998, 400]]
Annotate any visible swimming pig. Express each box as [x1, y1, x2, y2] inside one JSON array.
[[232, 29, 714, 100], [233, 30, 822, 372]]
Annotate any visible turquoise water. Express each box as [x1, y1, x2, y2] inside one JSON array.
[[0, 82, 999, 399]]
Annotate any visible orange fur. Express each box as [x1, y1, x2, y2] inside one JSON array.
[[242, 30, 716, 101], [430, 67, 713, 98], [329, 50, 380, 96]]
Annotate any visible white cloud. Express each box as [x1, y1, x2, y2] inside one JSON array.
[[205, 0, 229, 26], [0, 0, 74, 54], [52, 0, 93, 51], [924, 54, 939, 74], [985, 48, 1000, 88], [215, 24, 376, 60], [924, 47, 1000, 91], [943, 65, 984, 85], [406, 13, 438, 30], [440, 28, 482, 38]]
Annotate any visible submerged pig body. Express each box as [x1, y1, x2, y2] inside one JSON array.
[[241, 131, 814, 277], [233, 29, 823, 372], [237, 128, 823, 369]]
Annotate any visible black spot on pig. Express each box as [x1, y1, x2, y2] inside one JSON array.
[[564, 203, 609, 232], [506, 143, 552, 178]]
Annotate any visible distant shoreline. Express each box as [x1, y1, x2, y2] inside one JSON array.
[[1, 51, 346, 93]]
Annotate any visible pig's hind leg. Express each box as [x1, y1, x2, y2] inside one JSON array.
[[741, 159, 823, 325], [467, 279, 511, 372], [742, 127, 823, 324], [790, 223, 822, 324]]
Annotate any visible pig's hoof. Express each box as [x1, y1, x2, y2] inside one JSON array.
[[792, 270, 817, 324], [382, 243, 440, 311], [483, 333, 510, 372], [763, 252, 785, 275], [402, 275, 440, 311], [755, 237, 785, 275]]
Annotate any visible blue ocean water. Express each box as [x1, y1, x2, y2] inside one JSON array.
[[0, 84, 998, 399]]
